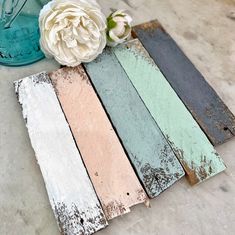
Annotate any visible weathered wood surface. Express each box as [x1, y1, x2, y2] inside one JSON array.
[[84, 49, 185, 198], [133, 20, 235, 146], [50, 66, 148, 220], [14, 72, 108, 235], [113, 39, 226, 184]]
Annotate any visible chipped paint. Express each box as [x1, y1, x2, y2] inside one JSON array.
[[102, 201, 129, 220], [54, 202, 106, 235]]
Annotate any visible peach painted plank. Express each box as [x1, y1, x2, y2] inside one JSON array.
[[50, 66, 148, 220]]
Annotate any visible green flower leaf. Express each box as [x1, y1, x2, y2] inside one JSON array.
[[107, 17, 117, 30], [115, 14, 125, 17]]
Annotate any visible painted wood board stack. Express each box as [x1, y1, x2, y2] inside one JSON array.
[[14, 19, 233, 235]]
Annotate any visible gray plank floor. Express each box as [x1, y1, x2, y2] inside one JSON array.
[[0, 0, 235, 234]]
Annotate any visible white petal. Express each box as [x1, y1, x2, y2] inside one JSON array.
[[109, 30, 123, 43], [112, 21, 125, 37]]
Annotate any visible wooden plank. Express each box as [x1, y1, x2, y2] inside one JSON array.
[[113, 39, 226, 184], [133, 20, 235, 146], [14, 72, 108, 235], [83, 49, 185, 198], [50, 66, 148, 220]]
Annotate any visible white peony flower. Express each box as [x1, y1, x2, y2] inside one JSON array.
[[106, 10, 132, 47], [39, 0, 107, 66]]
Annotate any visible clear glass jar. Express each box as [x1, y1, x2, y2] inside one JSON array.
[[0, 0, 48, 66]]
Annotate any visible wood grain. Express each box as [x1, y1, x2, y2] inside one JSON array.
[[14, 72, 108, 235], [113, 39, 226, 184], [50, 66, 148, 220], [84, 49, 185, 198], [133, 20, 235, 146]]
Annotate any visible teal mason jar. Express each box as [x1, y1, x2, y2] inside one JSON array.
[[0, 0, 48, 66]]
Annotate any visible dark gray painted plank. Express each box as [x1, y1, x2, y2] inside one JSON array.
[[84, 48, 185, 198], [133, 20, 235, 146]]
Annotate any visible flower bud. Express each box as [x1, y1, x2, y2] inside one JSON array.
[[106, 10, 132, 47]]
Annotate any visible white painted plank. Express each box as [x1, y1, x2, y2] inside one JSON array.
[[14, 72, 108, 235]]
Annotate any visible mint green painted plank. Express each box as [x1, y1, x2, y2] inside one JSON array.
[[84, 48, 185, 198], [113, 39, 226, 184]]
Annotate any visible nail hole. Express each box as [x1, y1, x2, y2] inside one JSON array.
[[224, 127, 229, 131], [80, 218, 84, 225], [127, 192, 130, 196]]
